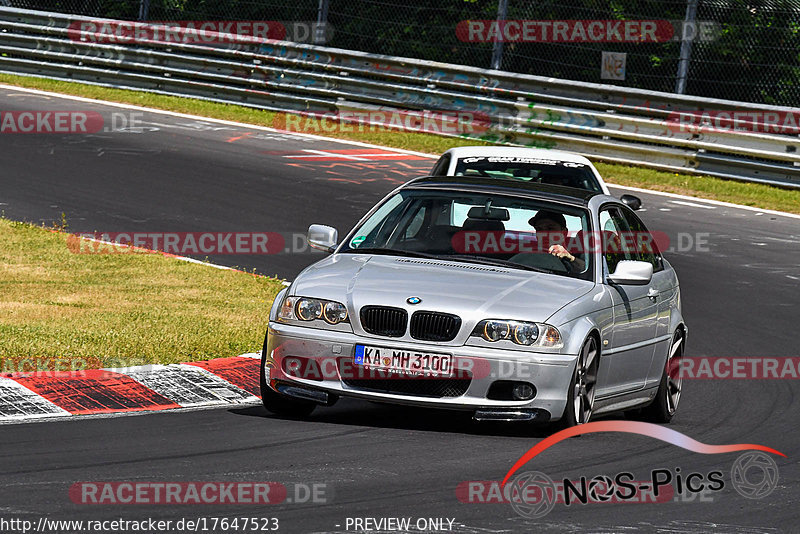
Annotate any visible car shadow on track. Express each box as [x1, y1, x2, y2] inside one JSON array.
[[227, 400, 602, 438]]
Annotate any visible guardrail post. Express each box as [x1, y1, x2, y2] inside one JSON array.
[[138, 0, 150, 22], [490, 0, 509, 70], [315, 0, 330, 45], [674, 0, 698, 94]]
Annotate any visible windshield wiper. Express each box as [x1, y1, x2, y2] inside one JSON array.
[[436, 254, 555, 274], [341, 247, 439, 259]]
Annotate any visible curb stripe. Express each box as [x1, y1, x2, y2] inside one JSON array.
[[0, 378, 70, 419], [12, 369, 180, 415], [120, 364, 257, 408], [0, 356, 262, 423], [185, 356, 262, 398]]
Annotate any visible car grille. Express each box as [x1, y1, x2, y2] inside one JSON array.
[[342, 376, 471, 398], [410, 311, 462, 342], [360, 306, 408, 337]]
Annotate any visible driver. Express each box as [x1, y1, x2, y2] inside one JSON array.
[[530, 210, 585, 272]]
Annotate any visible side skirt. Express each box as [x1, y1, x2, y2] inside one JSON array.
[[593, 386, 659, 415]]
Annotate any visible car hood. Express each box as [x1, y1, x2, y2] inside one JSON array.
[[291, 254, 594, 324]]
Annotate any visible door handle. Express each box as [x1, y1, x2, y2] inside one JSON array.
[[647, 288, 660, 300]]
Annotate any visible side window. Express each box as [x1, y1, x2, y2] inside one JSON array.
[[620, 207, 664, 272], [430, 154, 451, 176], [388, 200, 425, 246], [403, 205, 427, 240], [598, 206, 638, 274], [348, 194, 404, 248]]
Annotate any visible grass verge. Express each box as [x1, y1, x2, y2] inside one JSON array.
[[0, 218, 284, 371], [1, 73, 798, 214]]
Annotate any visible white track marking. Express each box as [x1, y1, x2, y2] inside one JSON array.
[[172, 255, 233, 270], [285, 149, 370, 161], [669, 200, 717, 209], [284, 150, 416, 161]]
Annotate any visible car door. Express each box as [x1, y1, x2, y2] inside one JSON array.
[[600, 205, 659, 394], [620, 206, 676, 387]]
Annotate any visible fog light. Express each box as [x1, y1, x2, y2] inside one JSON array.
[[512, 383, 535, 401]]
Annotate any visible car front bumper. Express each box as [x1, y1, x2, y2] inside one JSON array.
[[265, 322, 578, 422]]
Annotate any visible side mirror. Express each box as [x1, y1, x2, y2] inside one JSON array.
[[620, 194, 642, 211], [307, 224, 338, 253], [607, 260, 653, 285]]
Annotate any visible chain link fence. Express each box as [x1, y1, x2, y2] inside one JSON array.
[[8, 0, 800, 106]]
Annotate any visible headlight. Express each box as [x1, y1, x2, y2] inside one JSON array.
[[483, 320, 510, 342], [296, 298, 323, 321], [277, 296, 349, 325], [512, 322, 539, 346], [322, 301, 348, 324], [471, 319, 562, 348]]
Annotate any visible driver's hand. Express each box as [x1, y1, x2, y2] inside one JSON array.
[[549, 244, 575, 262]]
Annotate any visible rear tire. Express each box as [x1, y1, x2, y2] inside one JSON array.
[[641, 329, 684, 423], [259, 331, 316, 418]]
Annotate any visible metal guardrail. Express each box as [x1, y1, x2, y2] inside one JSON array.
[[0, 7, 798, 188]]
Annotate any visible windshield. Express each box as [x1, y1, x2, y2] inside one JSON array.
[[453, 156, 603, 192], [341, 189, 594, 280]]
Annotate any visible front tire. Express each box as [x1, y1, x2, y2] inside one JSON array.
[[259, 331, 316, 418], [641, 329, 684, 423], [561, 335, 599, 427]]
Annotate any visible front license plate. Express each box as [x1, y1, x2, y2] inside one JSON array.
[[354, 345, 453, 377]]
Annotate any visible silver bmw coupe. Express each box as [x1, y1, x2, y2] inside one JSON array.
[[261, 176, 686, 426]]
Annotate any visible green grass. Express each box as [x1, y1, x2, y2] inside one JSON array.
[[0, 218, 284, 372], [3, 73, 797, 214]]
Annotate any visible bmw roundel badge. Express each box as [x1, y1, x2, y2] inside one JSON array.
[[407, 296, 422, 305]]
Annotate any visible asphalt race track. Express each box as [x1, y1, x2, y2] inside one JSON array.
[[1, 86, 799, 533]]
